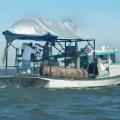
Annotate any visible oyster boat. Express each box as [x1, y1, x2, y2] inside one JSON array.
[[1, 16, 120, 88]]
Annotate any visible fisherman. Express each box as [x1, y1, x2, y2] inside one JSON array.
[[42, 42, 51, 67], [88, 58, 98, 78], [21, 42, 35, 73], [35, 42, 51, 67]]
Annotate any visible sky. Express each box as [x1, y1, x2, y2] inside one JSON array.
[[0, 0, 120, 65]]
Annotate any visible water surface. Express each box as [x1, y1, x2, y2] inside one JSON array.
[[0, 69, 120, 120], [0, 86, 120, 120]]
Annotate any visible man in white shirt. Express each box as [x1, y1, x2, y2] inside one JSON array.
[[22, 42, 35, 73]]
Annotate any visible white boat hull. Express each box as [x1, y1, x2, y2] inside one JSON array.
[[39, 76, 120, 88], [0, 75, 120, 88]]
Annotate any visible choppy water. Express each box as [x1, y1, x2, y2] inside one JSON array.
[[0, 69, 120, 120]]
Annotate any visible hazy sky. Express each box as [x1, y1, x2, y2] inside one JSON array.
[[0, 0, 120, 65]]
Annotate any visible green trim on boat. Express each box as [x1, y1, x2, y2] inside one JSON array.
[[111, 63, 120, 65], [97, 74, 109, 78]]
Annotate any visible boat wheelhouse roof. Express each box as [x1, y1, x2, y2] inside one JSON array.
[[95, 50, 119, 56]]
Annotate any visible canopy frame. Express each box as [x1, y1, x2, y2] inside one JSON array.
[[2, 30, 96, 76]]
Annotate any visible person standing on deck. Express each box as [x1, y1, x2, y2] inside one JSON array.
[[35, 42, 51, 75], [88, 58, 98, 78], [22, 42, 35, 73], [42, 42, 51, 67], [35, 42, 51, 67]]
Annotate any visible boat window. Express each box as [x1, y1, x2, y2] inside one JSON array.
[[115, 52, 120, 63], [99, 55, 107, 60]]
